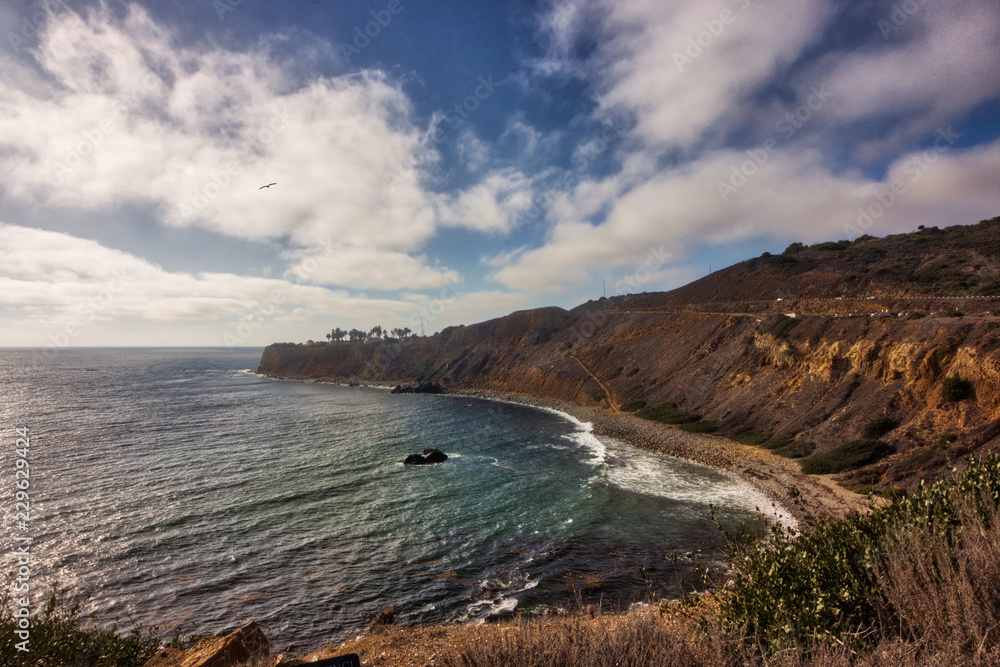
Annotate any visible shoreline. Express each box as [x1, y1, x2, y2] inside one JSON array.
[[290, 376, 871, 523], [448, 388, 872, 524], [451, 389, 870, 524]]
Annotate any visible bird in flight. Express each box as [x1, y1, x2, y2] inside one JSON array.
[[259, 182, 277, 189]]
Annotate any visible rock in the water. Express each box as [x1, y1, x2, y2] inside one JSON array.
[[422, 448, 448, 463], [390, 382, 445, 394], [143, 620, 268, 667], [403, 448, 448, 465]]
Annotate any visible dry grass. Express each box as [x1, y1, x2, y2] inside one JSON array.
[[431, 605, 1000, 667], [879, 498, 1000, 658], [437, 607, 731, 667]]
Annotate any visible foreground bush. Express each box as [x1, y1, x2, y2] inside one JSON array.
[[721, 454, 1000, 654], [0, 587, 162, 666]]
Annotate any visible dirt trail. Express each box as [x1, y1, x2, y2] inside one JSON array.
[[569, 353, 620, 412]]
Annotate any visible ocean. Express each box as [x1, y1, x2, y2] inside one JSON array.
[[0, 348, 776, 652]]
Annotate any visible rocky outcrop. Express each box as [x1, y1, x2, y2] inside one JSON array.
[[404, 449, 448, 465], [143, 621, 268, 667]]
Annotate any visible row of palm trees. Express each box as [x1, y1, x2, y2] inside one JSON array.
[[325, 326, 413, 343]]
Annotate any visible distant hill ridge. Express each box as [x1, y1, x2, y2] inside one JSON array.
[[259, 216, 1000, 493]]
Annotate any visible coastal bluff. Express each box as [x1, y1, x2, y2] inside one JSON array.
[[259, 219, 1000, 492]]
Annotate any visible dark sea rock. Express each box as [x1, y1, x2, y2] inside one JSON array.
[[391, 382, 445, 394], [421, 448, 448, 463], [403, 448, 448, 465]]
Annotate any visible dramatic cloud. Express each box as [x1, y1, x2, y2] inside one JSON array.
[[0, 4, 527, 293], [490, 0, 1000, 292]]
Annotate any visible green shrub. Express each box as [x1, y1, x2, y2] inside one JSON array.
[[635, 402, 700, 425], [941, 375, 972, 401], [411, 357, 439, 381], [896, 444, 947, 471], [862, 417, 899, 440], [809, 241, 849, 251], [0, 587, 163, 667], [800, 439, 892, 474], [771, 439, 815, 459], [731, 428, 772, 447], [936, 432, 958, 447], [760, 432, 797, 451], [756, 314, 800, 338], [677, 420, 717, 433], [782, 242, 805, 256], [559, 341, 574, 351], [606, 366, 624, 380], [626, 367, 640, 378]]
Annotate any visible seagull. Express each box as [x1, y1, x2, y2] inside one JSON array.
[[259, 182, 277, 190]]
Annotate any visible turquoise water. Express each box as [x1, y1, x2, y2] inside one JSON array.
[[0, 348, 774, 651]]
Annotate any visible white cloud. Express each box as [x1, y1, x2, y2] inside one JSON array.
[[810, 0, 1000, 137], [284, 245, 461, 291], [403, 289, 535, 334], [492, 139, 1000, 291], [0, 4, 452, 289], [456, 131, 490, 172], [437, 168, 534, 233], [499, 0, 1000, 293], [583, 0, 833, 148], [0, 223, 416, 328]]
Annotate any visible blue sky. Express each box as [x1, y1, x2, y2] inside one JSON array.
[[1, 0, 998, 347]]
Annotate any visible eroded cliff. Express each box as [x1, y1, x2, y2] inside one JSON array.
[[259, 219, 1000, 491]]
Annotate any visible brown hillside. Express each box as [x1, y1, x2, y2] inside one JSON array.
[[259, 216, 1000, 493]]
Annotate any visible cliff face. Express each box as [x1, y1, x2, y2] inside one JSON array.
[[259, 219, 1000, 491]]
